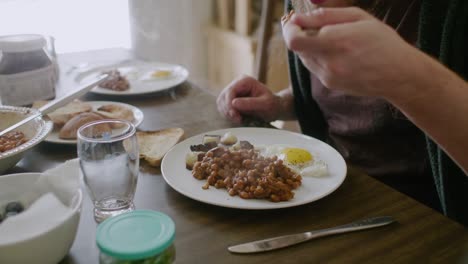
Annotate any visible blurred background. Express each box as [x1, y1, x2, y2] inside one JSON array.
[[0, 0, 288, 94]]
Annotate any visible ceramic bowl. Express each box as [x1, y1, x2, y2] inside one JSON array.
[[0, 106, 53, 174], [0, 172, 82, 264]]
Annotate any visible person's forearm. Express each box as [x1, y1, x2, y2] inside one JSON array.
[[387, 51, 468, 175], [276, 86, 296, 120]]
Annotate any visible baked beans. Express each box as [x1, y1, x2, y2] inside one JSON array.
[[192, 147, 302, 202], [0, 131, 28, 153]]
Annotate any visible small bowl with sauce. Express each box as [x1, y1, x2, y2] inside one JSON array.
[[0, 106, 53, 174]]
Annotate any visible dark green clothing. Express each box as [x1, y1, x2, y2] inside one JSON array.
[[286, 0, 468, 225]]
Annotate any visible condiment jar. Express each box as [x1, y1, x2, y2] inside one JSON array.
[[0, 34, 57, 106], [96, 210, 176, 264]]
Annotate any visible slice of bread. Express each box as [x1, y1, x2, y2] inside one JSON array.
[[137, 128, 184, 167]]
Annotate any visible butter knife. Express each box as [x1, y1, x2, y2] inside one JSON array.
[[0, 73, 109, 137], [228, 216, 396, 254]]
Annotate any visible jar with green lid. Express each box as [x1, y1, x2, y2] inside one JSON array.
[[96, 210, 176, 264]]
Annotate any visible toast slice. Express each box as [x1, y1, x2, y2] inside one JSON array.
[[137, 128, 185, 167]]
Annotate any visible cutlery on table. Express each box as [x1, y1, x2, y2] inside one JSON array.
[[228, 216, 396, 254], [0, 73, 109, 137]]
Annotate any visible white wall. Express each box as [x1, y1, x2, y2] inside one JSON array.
[[0, 0, 130, 53], [128, 0, 212, 81]]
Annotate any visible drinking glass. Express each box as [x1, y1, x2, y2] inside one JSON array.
[[77, 119, 139, 223]]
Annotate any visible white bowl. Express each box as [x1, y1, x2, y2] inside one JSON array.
[[0, 173, 82, 264], [0, 106, 53, 174]]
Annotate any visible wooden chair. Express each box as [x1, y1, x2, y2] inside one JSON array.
[[255, 0, 276, 83]]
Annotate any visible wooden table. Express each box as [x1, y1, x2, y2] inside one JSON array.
[[4, 49, 468, 264]]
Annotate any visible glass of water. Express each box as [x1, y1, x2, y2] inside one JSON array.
[[77, 119, 139, 223]]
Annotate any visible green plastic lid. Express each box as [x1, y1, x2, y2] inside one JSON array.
[[96, 210, 175, 261]]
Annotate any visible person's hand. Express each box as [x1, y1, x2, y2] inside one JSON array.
[[283, 7, 425, 100], [216, 76, 281, 124]]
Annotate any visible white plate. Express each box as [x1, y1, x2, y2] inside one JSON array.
[[161, 127, 347, 210], [45, 101, 144, 145], [75, 61, 189, 95]]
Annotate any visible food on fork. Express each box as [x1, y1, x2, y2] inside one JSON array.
[[291, 0, 317, 14], [99, 69, 130, 91], [58, 112, 107, 139], [0, 131, 28, 153], [282, 0, 317, 26], [137, 128, 185, 167]]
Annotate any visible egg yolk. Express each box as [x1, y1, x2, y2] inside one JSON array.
[[281, 148, 313, 165], [151, 70, 172, 78]]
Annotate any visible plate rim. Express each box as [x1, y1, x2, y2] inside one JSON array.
[[0, 106, 53, 159], [74, 61, 189, 96], [44, 101, 144, 145], [161, 127, 347, 210]]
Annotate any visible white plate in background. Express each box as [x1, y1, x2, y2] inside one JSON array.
[[45, 101, 144, 145], [75, 61, 189, 95]]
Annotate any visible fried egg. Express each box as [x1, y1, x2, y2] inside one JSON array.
[[139, 69, 173, 81], [258, 144, 328, 177]]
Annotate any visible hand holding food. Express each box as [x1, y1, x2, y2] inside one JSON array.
[[283, 7, 425, 99]]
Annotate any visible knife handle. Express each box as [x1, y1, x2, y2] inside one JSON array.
[[306, 216, 396, 240], [228, 216, 396, 254]]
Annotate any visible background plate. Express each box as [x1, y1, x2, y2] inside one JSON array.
[[161, 127, 347, 210], [45, 101, 144, 145], [75, 61, 189, 95]]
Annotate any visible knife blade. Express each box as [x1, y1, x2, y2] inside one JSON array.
[[0, 73, 109, 137], [228, 216, 396, 254]]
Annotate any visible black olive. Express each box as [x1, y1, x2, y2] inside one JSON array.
[[5, 211, 19, 218], [5, 201, 24, 214]]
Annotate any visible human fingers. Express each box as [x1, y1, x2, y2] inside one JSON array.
[[225, 75, 262, 104], [217, 88, 241, 124], [291, 7, 372, 29], [231, 94, 280, 122], [283, 13, 324, 53], [217, 76, 266, 124], [232, 96, 268, 113]]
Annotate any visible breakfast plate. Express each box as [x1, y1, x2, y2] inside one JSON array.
[[74, 60, 189, 95], [45, 101, 144, 145], [161, 127, 347, 210]]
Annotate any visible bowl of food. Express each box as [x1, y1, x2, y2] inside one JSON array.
[[0, 106, 53, 174], [0, 172, 83, 264]]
